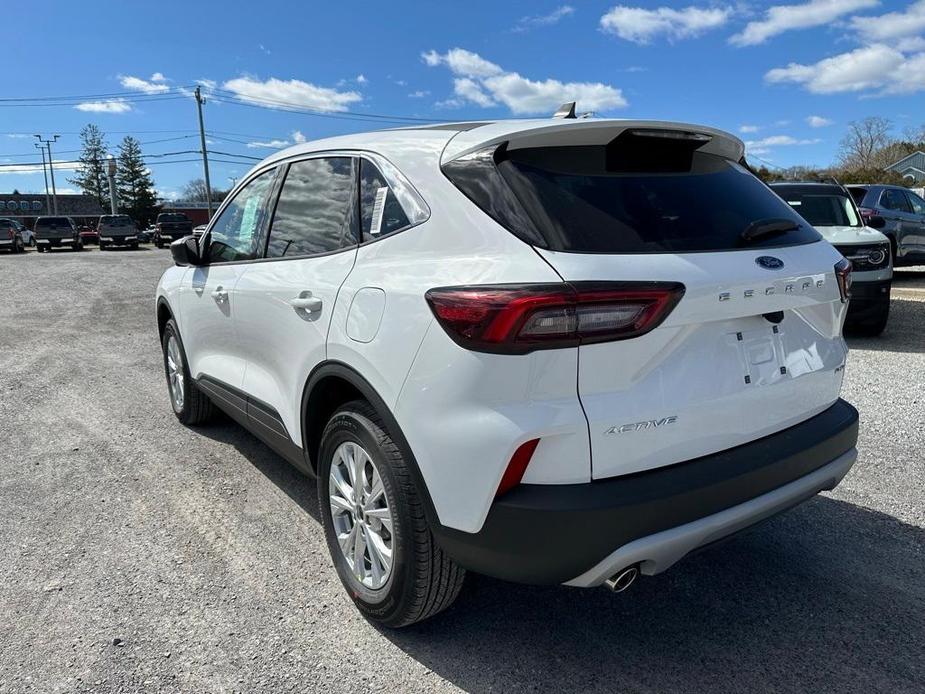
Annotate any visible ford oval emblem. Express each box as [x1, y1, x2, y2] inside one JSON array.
[[756, 256, 784, 270]]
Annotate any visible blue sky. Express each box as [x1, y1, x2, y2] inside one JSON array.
[[4, 0, 925, 198]]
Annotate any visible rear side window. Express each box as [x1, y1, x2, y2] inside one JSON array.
[[880, 189, 912, 212], [360, 159, 410, 242], [445, 142, 820, 253], [266, 157, 358, 258], [905, 190, 925, 215], [158, 213, 188, 222]]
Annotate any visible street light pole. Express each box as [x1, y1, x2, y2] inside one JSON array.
[[194, 86, 213, 219], [34, 143, 50, 212], [35, 135, 60, 214], [107, 156, 118, 214]]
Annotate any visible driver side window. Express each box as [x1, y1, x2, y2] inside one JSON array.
[[207, 168, 277, 262]]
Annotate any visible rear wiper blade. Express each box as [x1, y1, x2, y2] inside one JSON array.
[[741, 218, 801, 243]]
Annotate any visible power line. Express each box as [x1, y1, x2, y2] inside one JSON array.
[[0, 87, 196, 102]]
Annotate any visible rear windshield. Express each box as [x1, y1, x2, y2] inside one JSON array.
[[847, 187, 868, 206], [772, 187, 861, 228], [99, 215, 132, 227], [445, 143, 820, 253], [158, 213, 189, 222], [34, 217, 71, 229]]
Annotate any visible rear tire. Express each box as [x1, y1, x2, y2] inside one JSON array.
[[161, 318, 214, 425], [318, 400, 465, 628]]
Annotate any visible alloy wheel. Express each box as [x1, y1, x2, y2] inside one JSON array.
[[165, 335, 185, 411], [329, 442, 394, 589]]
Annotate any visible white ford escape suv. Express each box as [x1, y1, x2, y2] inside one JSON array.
[[156, 116, 859, 627]]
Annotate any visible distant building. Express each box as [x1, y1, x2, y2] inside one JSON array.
[[157, 200, 212, 225], [884, 151, 925, 184], [0, 192, 105, 227]]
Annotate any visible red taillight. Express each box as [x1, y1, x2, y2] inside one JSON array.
[[835, 258, 852, 303], [496, 438, 540, 497], [425, 282, 685, 354], [857, 207, 878, 220], [6, 229, 13, 240]]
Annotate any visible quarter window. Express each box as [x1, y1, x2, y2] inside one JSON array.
[[906, 190, 925, 215], [880, 189, 912, 213], [266, 157, 358, 258], [360, 159, 410, 242], [207, 168, 276, 263]]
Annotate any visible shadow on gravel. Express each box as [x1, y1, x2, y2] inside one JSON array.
[[194, 419, 322, 523], [846, 297, 925, 354], [384, 497, 923, 693]]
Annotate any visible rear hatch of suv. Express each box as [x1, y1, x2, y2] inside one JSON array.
[[157, 213, 192, 239], [443, 121, 849, 480], [34, 217, 73, 240]]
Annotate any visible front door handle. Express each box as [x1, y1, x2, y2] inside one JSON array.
[[289, 293, 322, 313], [211, 287, 228, 304]]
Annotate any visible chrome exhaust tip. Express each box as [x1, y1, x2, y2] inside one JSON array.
[[604, 565, 638, 593]]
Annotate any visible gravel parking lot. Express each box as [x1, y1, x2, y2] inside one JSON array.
[[0, 246, 922, 693]]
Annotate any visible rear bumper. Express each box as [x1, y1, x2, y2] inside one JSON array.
[[847, 280, 891, 321], [36, 238, 74, 245], [100, 235, 137, 244], [433, 399, 859, 586]]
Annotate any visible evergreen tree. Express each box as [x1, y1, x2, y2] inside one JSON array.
[[115, 136, 159, 226], [68, 124, 110, 209]]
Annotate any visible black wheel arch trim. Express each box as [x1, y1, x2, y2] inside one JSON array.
[[301, 361, 443, 530]]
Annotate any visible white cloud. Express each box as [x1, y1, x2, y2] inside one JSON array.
[[806, 115, 833, 127], [731, 0, 879, 47], [74, 99, 133, 113], [119, 74, 170, 94], [222, 76, 362, 112], [246, 130, 308, 149], [765, 44, 925, 95], [513, 5, 575, 32], [197, 78, 217, 89], [745, 134, 821, 156], [5, 134, 32, 139], [408, 89, 430, 98], [453, 78, 496, 107], [423, 48, 627, 114], [739, 124, 760, 133], [599, 5, 732, 44], [0, 159, 78, 176], [356, 74, 368, 84], [897, 36, 925, 52], [849, 0, 925, 40], [149, 72, 168, 82]]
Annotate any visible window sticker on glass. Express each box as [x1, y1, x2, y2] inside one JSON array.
[[370, 187, 389, 236], [240, 195, 260, 240]]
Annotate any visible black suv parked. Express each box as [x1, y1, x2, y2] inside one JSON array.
[[154, 213, 193, 248], [847, 185, 925, 266]]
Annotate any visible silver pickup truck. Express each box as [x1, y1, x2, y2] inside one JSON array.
[[34, 216, 83, 253], [98, 214, 139, 250]]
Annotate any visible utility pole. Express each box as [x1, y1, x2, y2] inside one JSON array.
[[107, 156, 118, 214], [194, 86, 213, 218], [35, 134, 60, 214], [34, 143, 50, 213]]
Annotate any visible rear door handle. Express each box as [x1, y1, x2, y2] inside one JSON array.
[[289, 293, 323, 313], [211, 287, 228, 304]]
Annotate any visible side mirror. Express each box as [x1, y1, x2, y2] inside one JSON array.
[[866, 215, 886, 229], [171, 235, 206, 266]]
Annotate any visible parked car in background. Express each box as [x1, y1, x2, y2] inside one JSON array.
[[154, 213, 193, 248], [772, 182, 892, 335], [137, 226, 155, 243], [78, 225, 99, 245], [0, 218, 26, 253], [34, 216, 82, 252], [847, 184, 925, 267], [193, 223, 207, 240], [156, 116, 859, 627], [98, 214, 139, 250], [3, 218, 34, 246]]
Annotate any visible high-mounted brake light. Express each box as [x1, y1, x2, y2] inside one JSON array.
[[425, 282, 685, 354], [834, 258, 852, 303]]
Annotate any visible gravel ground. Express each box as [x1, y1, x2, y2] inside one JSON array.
[[0, 246, 922, 694]]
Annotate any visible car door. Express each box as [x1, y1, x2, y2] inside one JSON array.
[[879, 188, 913, 253], [175, 167, 278, 391], [901, 190, 925, 253], [235, 156, 359, 441]]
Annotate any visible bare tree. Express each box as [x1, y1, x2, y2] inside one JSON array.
[[180, 178, 227, 203], [838, 117, 894, 170]]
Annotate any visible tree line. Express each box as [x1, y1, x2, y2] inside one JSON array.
[[752, 116, 924, 186]]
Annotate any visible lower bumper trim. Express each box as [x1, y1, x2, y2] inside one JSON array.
[[565, 449, 856, 586]]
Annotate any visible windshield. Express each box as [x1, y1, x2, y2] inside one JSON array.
[[34, 217, 71, 229], [158, 213, 188, 222], [775, 190, 862, 228], [446, 145, 820, 253]]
